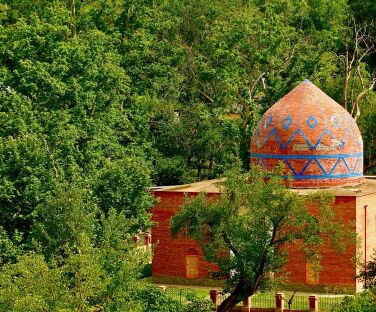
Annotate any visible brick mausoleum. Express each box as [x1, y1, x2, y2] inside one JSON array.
[[150, 80, 376, 293]]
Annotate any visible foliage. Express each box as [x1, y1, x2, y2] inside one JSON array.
[[0, 252, 183, 312], [129, 285, 183, 312], [332, 289, 376, 312], [154, 105, 241, 183], [357, 250, 376, 289], [0, 0, 375, 310], [358, 93, 376, 174], [185, 291, 214, 312], [171, 165, 354, 312], [0, 206, 170, 311], [0, 2, 154, 251], [0, 227, 20, 265]]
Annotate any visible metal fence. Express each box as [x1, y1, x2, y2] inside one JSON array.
[[287, 295, 310, 310], [251, 292, 346, 312], [318, 295, 347, 312], [251, 293, 275, 308], [165, 287, 347, 311], [165, 287, 195, 304]]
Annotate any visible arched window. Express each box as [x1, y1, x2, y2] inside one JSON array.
[[186, 248, 199, 279]]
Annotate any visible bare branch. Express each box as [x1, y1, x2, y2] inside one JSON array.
[[198, 90, 214, 103], [237, 90, 251, 132], [341, 18, 376, 119], [249, 73, 265, 99], [353, 76, 376, 122]]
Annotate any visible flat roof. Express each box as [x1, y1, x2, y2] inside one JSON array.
[[150, 179, 224, 193], [150, 177, 376, 197], [292, 177, 376, 197]]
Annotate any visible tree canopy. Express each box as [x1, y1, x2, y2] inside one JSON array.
[[171, 166, 354, 312], [0, 0, 375, 310]]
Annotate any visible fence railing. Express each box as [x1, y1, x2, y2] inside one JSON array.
[[318, 295, 346, 312], [165, 287, 195, 303], [162, 285, 348, 311], [251, 293, 275, 308]]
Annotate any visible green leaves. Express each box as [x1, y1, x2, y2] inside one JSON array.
[[0, 3, 155, 247], [94, 157, 154, 227], [0, 242, 152, 311], [171, 165, 353, 309], [333, 289, 376, 312], [0, 0, 374, 310], [154, 105, 241, 184]]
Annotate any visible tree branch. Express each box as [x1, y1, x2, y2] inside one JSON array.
[[43, 138, 59, 178], [222, 232, 240, 257]]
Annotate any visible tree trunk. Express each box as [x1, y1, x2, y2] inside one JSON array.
[[237, 91, 251, 171], [208, 157, 214, 179], [217, 293, 240, 312], [341, 46, 349, 110], [217, 280, 252, 312], [240, 133, 251, 171], [70, 0, 76, 38]]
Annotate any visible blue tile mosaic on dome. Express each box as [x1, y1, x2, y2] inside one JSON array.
[[282, 115, 293, 130], [251, 113, 363, 179], [255, 115, 362, 151], [264, 115, 273, 129], [330, 114, 340, 129], [306, 115, 318, 129], [258, 127, 338, 151], [252, 152, 363, 179]]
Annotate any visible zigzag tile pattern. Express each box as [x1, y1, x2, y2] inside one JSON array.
[[250, 80, 363, 188], [254, 126, 362, 151], [252, 153, 363, 179]]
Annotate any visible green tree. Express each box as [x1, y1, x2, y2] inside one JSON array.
[[148, 0, 351, 169], [0, 4, 154, 249], [0, 1, 375, 310], [0, 205, 169, 311], [357, 250, 376, 289], [332, 288, 376, 312], [153, 105, 241, 184], [171, 165, 354, 312], [358, 93, 376, 173]]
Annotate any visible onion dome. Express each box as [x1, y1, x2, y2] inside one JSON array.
[[250, 80, 363, 188]]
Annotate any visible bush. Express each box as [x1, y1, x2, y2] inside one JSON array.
[[130, 285, 183, 312], [184, 292, 214, 312], [332, 289, 376, 312], [142, 263, 153, 278]]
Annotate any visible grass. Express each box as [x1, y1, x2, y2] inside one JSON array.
[[149, 275, 225, 287], [160, 285, 346, 311], [163, 287, 210, 304]]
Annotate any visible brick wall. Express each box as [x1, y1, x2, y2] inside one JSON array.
[[151, 191, 217, 278], [284, 196, 357, 290], [356, 192, 376, 291], [151, 190, 376, 292]]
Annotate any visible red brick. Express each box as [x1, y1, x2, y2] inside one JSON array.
[[250, 80, 363, 188]]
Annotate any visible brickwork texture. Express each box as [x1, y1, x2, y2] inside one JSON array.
[[250, 80, 363, 188]]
